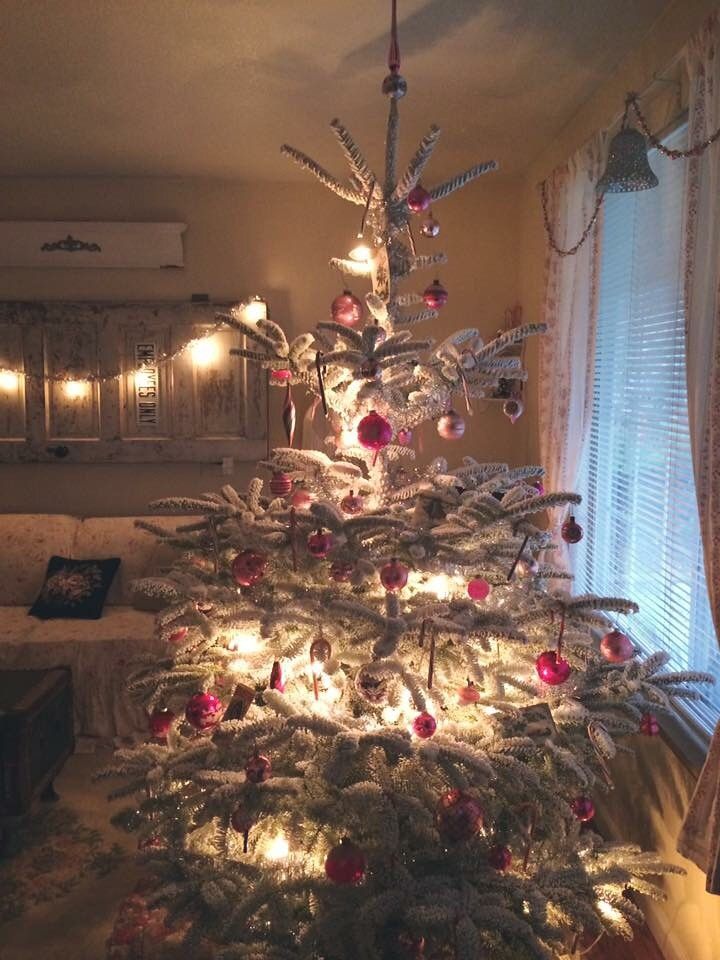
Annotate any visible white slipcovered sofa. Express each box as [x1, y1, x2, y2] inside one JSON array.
[[0, 514, 182, 739]]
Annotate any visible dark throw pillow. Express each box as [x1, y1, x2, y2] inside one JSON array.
[[29, 556, 121, 620]]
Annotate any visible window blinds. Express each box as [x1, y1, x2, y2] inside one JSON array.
[[575, 124, 720, 733]]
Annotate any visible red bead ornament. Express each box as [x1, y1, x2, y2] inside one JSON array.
[[407, 184, 432, 214], [423, 279, 448, 310], [396, 427, 413, 446], [380, 557, 409, 591], [330, 560, 354, 582], [289, 485, 314, 509], [231, 550, 267, 587], [269, 471, 293, 497], [148, 707, 174, 739], [435, 789, 484, 842], [561, 515, 584, 544], [340, 490, 364, 515], [488, 844, 512, 871], [570, 796, 595, 822], [308, 528, 334, 558], [325, 838, 367, 885], [458, 680, 480, 705], [640, 712, 660, 736], [467, 577, 491, 601], [185, 692, 223, 731], [245, 751, 272, 783], [357, 410, 393, 459], [270, 368, 292, 383], [412, 711, 437, 739], [535, 650, 571, 686], [331, 290, 363, 327], [168, 626, 188, 645], [437, 409, 465, 440], [599, 629, 634, 663]]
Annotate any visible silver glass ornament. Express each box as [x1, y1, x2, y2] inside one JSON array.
[[596, 128, 659, 194], [382, 72, 407, 99]]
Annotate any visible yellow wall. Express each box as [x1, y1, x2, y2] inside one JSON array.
[[0, 173, 526, 515], [518, 1, 720, 957]]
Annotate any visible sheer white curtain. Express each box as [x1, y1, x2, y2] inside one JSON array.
[[538, 133, 606, 568], [678, 12, 720, 894]]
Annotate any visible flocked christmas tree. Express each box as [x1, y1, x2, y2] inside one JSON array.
[[101, 6, 713, 959]]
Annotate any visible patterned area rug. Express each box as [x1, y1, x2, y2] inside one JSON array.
[[0, 804, 126, 924]]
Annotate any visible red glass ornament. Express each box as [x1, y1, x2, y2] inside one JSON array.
[[340, 490, 364, 514], [561, 515, 584, 544], [535, 650, 571, 686], [185, 692, 223, 731], [357, 410, 393, 456], [168, 626, 188, 644], [407, 184, 432, 214], [532, 478, 545, 495], [269, 472, 293, 497], [380, 557, 409, 591], [245, 751, 272, 783], [570, 796, 595, 822], [289, 485, 314, 509], [458, 681, 480, 705], [148, 707, 174, 739], [640, 712, 660, 736], [422, 279, 448, 310], [331, 290, 363, 327], [396, 427, 413, 446], [269, 660, 285, 693], [360, 358, 382, 381], [412, 711, 437, 739], [330, 560, 354, 582], [435, 789, 484, 842], [467, 577, 491, 601], [308, 528, 334, 558], [599, 629, 634, 663], [270, 368, 292, 383], [420, 217, 440, 238], [325, 838, 367, 885], [503, 397, 524, 424], [230, 806, 254, 853], [437, 409, 465, 440], [488, 844, 512, 871], [231, 549, 267, 587]]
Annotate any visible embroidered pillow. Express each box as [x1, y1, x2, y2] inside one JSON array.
[[29, 556, 121, 620]]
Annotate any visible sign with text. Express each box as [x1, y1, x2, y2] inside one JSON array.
[[134, 342, 159, 427]]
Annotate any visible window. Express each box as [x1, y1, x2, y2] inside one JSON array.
[[575, 123, 720, 734]]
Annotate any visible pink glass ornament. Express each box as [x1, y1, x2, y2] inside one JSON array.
[[308, 528, 334, 559], [407, 184, 432, 214], [412, 711, 437, 739], [330, 560, 354, 582], [435, 789, 484, 842], [437, 409, 465, 440], [185, 692, 223, 731], [380, 557, 409, 591], [168, 626, 188, 645], [535, 650, 571, 686], [325, 838, 367, 885], [148, 707, 174, 739], [245, 751, 272, 783], [289, 485, 314, 509], [422, 279, 448, 310], [640, 712, 660, 736], [570, 796, 595, 822], [357, 410, 393, 457], [269, 471, 293, 497], [270, 368, 292, 383], [331, 290, 363, 327], [599, 629, 634, 663], [561, 515, 583, 544], [340, 490, 364, 515], [231, 550, 267, 587], [488, 844, 512, 871], [532, 478, 545, 495], [458, 681, 480, 705], [396, 427, 413, 446], [269, 660, 285, 693], [230, 806, 254, 852], [467, 577, 491, 601]]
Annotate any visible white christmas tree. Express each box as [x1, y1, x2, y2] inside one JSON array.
[[101, 9, 712, 959]]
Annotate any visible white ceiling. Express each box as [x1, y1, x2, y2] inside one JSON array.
[[0, 0, 670, 180]]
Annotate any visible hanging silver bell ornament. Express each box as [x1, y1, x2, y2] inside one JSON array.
[[420, 216, 440, 238], [437, 409, 465, 440], [503, 396, 524, 424], [596, 127, 659, 194], [382, 71, 407, 99]]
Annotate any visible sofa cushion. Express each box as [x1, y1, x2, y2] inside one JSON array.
[[29, 555, 121, 620], [0, 514, 79, 606], [73, 516, 185, 605]]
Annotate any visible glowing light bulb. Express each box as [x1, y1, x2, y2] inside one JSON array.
[[265, 832, 289, 861], [381, 705, 401, 724], [64, 380, 88, 400], [0, 370, 19, 392], [596, 900, 622, 922], [428, 574, 450, 601], [348, 234, 373, 263], [228, 631, 260, 655], [134, 368, 155, 390], [243, 296, 267, 325], [191, 336, 218, 367]]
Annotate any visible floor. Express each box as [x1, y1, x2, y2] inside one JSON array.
[[0, 749, 666, 960]]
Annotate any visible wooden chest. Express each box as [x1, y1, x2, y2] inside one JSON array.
[[0, 667, 74, 818]]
